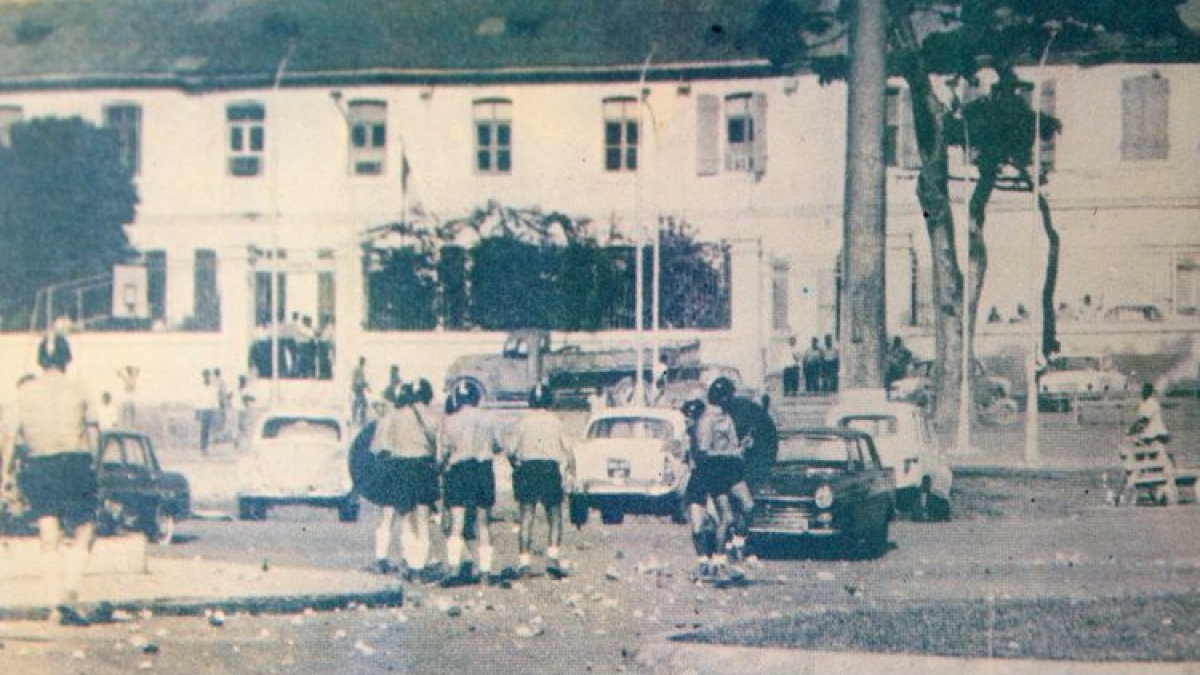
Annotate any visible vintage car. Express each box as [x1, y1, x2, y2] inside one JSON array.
[[1037, 354, 1129, 412], [827, 400, 953, 521], [1103, 304, 1164, 323], [569, 406, 690, 525], [747, 427, 895, 557], [235, 410, 359, 522], [652, 364, 755, 410], [889, 359, 1017, 425], [3, 431, 191, 544], [96, 431, 191, 544]]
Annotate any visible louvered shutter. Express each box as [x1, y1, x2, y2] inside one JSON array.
[[696, 94, 720, 176], [750, 92, 768, 175]]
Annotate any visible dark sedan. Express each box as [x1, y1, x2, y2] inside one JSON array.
[[96, 430, 191, 544], [747, 427, 895, 558]]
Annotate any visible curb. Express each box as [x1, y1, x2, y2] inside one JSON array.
[[637, 637, 1200, 675], [0, 587, 402, 622]]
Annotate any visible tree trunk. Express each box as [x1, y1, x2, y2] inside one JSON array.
[[966, 165, 998, 404], [889, 12, 963, 429], [1037, 191, 1060, 356], [840, 0, 889, 391]]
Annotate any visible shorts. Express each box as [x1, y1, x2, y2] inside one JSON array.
[[512, 460, 564, 508], [443, 460, 496, 510], [375, 456, 438, 512], [18, 453, 98, 530], [685, 456, 745, 505]]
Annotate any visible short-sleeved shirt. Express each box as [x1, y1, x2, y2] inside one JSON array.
[[1136, 396, 1168, 440], [439, 406, 499, 466], [371, 405, 435, 459], [696, 408, 741, 459], [506, 409, 571, 464], [16, 370, 95, 458]]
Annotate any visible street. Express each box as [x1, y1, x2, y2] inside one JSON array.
[[4, 460, 1200, 675]]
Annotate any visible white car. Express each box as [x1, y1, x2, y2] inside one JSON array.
[[570, 406, 690, 525], [235, 410, 359, 522], [1037, 354, 1129, 412], [826, 400, 952, 521]]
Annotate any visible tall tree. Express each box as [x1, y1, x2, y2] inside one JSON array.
[[0, 117, 136, 329], [755, 0, 1198, 426]]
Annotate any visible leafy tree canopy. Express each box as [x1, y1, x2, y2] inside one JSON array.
[[0, 117, 136, 328]]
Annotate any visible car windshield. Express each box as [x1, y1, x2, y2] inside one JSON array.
[[587, 417, 673, 441], [776, 436, 851, 466], [261, 417, 341, 442], [838, 415, 899, 440], [1050, 356, 1100, 372]]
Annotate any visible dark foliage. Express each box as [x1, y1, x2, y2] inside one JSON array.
[[0, 117, 136, 329]]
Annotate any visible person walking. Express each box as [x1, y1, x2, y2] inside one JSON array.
[[371, 385, 439, 583], [707, 376, 777, 562], [821, 334, 840, 392], [10, 335, 99, 625], [801, 337, 823, 394], [682, 383, 746, 582], [195, 369, 217, 454], [437, 383, 501, 586], [351, 357, 371, 426], [505, 385, 574, 579]]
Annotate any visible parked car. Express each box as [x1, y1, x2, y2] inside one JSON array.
[[1037, 354, 1129, 412], [1103, 304, 1164, 323], [569, 406, 690, 525], [96, 431, 191, 544], [652, 364, 755, 410], [235, 410, 359, 522], [889, 359, 1018, 425], [3, 431, 191, 544], [746, 427, 894, 558], [827, 400, 953, 521]]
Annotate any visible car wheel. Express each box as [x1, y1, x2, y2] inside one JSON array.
[[600, 508, 625, 525], [143, 505, 176, 545], [854, 520, 889, 559], [237, 498, 267, 521], [337, 498, 360, 523]]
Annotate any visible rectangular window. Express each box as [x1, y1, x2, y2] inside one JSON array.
[[104, 103, 141, 175], [227, 102, 265, 177], [474, 99, 512, 174], [724, 93, 767, 174], [603, 97, 638, 172], [885, 88, 920, 169], [348, 100, 386, 176], [193, 249, 220, 331], [254, 271, 288, 325], [0, 105, 23, 147], [1121, 74, 1169, 161]]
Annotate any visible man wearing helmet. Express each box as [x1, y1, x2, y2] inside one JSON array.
[[505, 384, 575, 578], [706, 376, 778, 562], [370, 383, 439, 583], [681, 379, 747, 582], [437, 382, 501, 585]]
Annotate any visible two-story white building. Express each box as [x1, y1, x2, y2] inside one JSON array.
[[0, 0, 1196, 401]]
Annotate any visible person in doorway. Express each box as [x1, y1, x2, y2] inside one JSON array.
[[801, 337, 823, 394], [821, 334, 840, 392], [437, 382, 501, 586], [10, 335, 99, 625], [505, 385, 574, 579]]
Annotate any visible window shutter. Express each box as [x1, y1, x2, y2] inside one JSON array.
[[696, 94, 720, 176], [750, 92, 768, 175], [1122, 77, 1147, 159], [899, 88, 921, 169], [1145, 76, 1169, 159]]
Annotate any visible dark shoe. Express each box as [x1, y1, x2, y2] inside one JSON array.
[[418, 566, 443, 585], [57, 605, 90, 627], [371, 559, 397, 575], [546, 561, 569, 580]]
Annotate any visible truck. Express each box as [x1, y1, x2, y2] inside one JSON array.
[[444, 330, 701, 406]]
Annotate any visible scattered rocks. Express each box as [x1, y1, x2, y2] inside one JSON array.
[[353, 639, 377, 656]]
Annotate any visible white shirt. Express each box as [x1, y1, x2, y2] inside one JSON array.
[[1136, 396, 1168, 440]]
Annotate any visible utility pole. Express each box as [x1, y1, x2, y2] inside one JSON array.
[[839, 0, 888, 392]]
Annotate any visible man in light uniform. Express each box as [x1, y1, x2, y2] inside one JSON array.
[[438, 382, 501, 585]]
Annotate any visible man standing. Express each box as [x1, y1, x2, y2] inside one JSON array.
[[11, 335, 98, 624], [885, 336, 913, 389], [801, 337, 823, 394], [351, 357, 371, 426], [196, 369, 216, 454], [822, 334, 840, 393], [783, 336, 801, 397], [505, 385, 574, 579]]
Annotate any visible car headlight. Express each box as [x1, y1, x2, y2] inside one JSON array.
[[814, 484, 834, 509]]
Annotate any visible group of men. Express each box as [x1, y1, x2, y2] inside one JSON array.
[[195, 368, 254, 452], [783, 334, 840, 396], [355, 380, 574, 587], [248, 313, 335, 380]]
